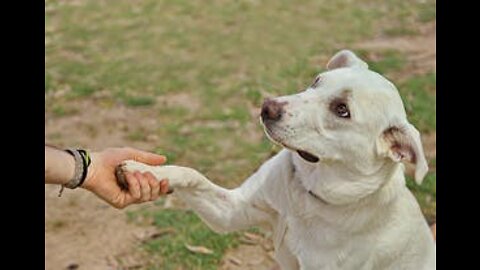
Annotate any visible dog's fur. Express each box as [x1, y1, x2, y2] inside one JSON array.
[[122, 50, 435, 269]]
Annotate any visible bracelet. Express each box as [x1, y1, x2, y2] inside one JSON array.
[[58, 148, 92, 197]]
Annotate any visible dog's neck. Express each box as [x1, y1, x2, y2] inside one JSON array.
[[292, 153, 405, 206]]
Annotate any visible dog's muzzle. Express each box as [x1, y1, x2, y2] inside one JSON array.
[[260, 99, 320, 163]]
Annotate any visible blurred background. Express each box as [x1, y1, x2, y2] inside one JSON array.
[[45, 0, 436, 269]]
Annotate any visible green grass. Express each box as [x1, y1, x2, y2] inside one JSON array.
[[360, 50, 408, 74], [245, 87, 263, 107], [155, 148, 179, 165], [46, 0, 436, 268], [208, 106, 251, 124], [45, 73, 53, 92], [44, 0, 412, 104], [51, 105, 78, 117], [430, 158, 436, 167], [418, 3, 436, 23], [127, 130, 147, 141], [52, 105, 66, 116], [124, 95, 156, 107], [384, 26, 419, 37], [406, 172, 436, 223], [71, 84, 96, 97], [127, 205, 267, 270], [130, 208, 241, 270], [399, 73, 436, 132]]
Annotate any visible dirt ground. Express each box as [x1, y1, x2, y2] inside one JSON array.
[[45, 22, 435, 270]]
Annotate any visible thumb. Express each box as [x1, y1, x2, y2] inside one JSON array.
[[125, 148, 167, 165]]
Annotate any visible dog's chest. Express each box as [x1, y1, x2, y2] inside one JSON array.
[[267, 154, 434, 269], [282, 215, 375, 269], [273, 169, 377, 269]]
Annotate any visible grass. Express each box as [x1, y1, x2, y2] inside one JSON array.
[[71, 84, 96, 97], [46, 0, 436, 268], [384, 26, 419, 37], [359, 49, 408, 74], [52, 105, 78, 117], [124, 95, 156, 107], [128, 206, 242, 270], [127, 130, 147, 141], [406, 172, 436, 223], [128, 204, 267, 269], [45, 73, 53, 92], [418, 3, 436, 23], [399, 73, 436, 132], [147, 210, 238, 270]]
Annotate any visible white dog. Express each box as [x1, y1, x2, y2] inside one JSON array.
[[121, 50, 436, 269]]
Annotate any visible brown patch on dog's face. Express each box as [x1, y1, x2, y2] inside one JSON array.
[[329, 97, 351, 119]]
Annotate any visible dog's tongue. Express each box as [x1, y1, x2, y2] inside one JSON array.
[[297, 150, 319, 163]]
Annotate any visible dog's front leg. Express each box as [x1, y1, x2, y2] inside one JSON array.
[[120, 160, 274, 233]]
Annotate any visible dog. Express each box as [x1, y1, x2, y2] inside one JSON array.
[[120, 50, 436, 269]]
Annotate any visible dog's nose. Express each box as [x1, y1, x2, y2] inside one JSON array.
[[261, 99, 285, 122]]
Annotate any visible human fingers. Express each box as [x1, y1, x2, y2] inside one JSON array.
[[136, 171, 152, 202], [125, 171, 141, 200], [144, 172, 160, 200], [122, 147, 166, 165], [159, 179, 170, 194]]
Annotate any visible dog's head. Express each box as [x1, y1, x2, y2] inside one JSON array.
[[261, 50, 428, 190]]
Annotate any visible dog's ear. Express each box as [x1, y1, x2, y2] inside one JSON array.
[[376, 122, 429, 184], [326, 50, 368, 70]]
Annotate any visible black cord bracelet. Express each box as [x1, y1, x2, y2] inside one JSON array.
[[77, 149, 92, 188], [59, 148, 92, 197]]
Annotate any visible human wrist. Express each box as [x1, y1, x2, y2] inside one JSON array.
[[45, 146, 76, 185], [81, 152, 99, 190], [56, 148, 92, 198]]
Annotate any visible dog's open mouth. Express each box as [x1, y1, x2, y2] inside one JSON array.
[[296, 150, 319, 163], [262, 123, 320, 163]]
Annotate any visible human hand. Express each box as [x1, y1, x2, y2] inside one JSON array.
[[81, 147, 169, 209]]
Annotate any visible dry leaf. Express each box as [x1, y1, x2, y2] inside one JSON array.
[[243, 232, 263, 242], [185, 244, 214, 255], [148, 228, 177, 239], [227, 256, 243, 266], [239, 237, 258, 245]]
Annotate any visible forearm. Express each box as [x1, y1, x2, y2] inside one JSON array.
[[45, 145, 75, 185]]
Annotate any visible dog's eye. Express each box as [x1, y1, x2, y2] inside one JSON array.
[[335, 103, 350, 118]]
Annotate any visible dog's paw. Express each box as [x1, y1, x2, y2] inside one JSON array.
[[116, 161, 206, 191], [120, 160, 150, 173], [115, 160, 157, 190]]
